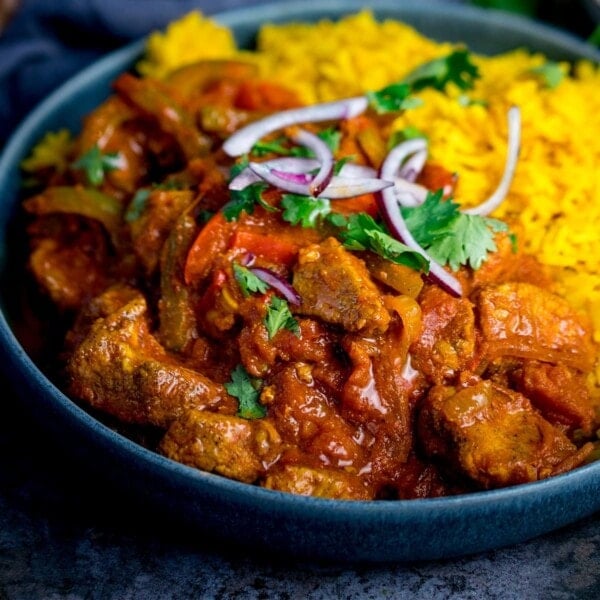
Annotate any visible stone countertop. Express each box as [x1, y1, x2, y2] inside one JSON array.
[[2, 1, 600, 597]]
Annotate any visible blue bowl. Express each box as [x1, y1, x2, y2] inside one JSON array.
[[1, 0, 599, 563]]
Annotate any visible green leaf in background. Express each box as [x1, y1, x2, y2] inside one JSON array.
[[470, 0, 539, 16], [589, 24, 600, 47]]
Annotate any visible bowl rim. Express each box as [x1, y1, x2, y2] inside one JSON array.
[[1, 0, 599, 560]]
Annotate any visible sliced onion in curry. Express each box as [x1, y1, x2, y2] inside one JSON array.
[[378, 141, 463, 298], [289, 128, 335, 196], [249, 267, 301, 305], [249, 160, 393, 199], [397, 147, 428, 182], [229, 158, 377, 191], [463, 106, 521, 216], [222, 96, 369, 156]]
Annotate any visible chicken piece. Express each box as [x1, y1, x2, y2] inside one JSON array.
[[511, 360, 596, 435], [418, 380, 593, 489], [263, 464, 371, 500], [475, 282, 595, 371], [67, 292, 236, 427], [160, 410, 281, 484], [293, 237, 390, 334], [410, 285, 476, 384]]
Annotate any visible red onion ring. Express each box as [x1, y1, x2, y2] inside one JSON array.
[[222, 96, 369, 157], [463, 106, 521, 216], [397, 147, 427, 182], [249, 161, 393, 199], [379, 143, 463, 297], [290, 129, 334, 196], [249, 267, 301, 305]]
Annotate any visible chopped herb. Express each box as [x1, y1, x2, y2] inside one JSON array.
[[340, 213, 429, 272], [125, 189, 150, 223], [367, 82, 423, 114], [281, 194, 331, 228], [264, 296, 300, 339], [251, 137, 291, 156], [222, 181, 270, 221], [402, 49, 480, 92], [457, 95, 488, 108], [224, 364, 266, 419], [333, 155, 355, 175], [325, 212, 348, 228], [233, 263, 269, 297], [528, 61, 564, 89], [229, 155, 250, 179], [402, 190, 509, 270], [251, 127, 342, 157], [470, 0, 538, 17], [388, 126, 428, 149], [72, 144, 122, 187]]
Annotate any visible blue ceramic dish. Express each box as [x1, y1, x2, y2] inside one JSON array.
[[1, 0, 599, 563]]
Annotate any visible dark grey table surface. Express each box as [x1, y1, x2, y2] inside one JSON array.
[[2, 1, 600, 598]]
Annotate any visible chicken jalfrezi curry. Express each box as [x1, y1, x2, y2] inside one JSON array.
[[22, 59, 599, 500]]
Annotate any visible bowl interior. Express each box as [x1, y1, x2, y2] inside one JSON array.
[[0, 0, 599, 563]]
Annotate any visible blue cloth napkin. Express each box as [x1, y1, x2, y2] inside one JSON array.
[[0, 0, 272, 144]]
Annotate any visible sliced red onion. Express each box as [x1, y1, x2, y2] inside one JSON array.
[[230, 158, 378, 192], [290, 129, 334, 196], [397, 148, 427, 182], [338, 163, 377, 179], [249, 161, 393, 199], [393, 178, 429, 207], [379, 143, 463, 297], [322, 176, 394, 199], [222, 96, 369, 157], [229, 157, 320, 190], [249, 267, 301, 305], [463, 106, 521, 216]]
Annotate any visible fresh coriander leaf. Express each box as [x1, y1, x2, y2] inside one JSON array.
[[325, 212, 348, 228], [528, 62, 564, 89], [316, 127, 342, 153], [125, 189, 150, 223], [222, 181, 268, 221], [340, 213, 429, 272], [457, 95, 488, 108], [367, 82, 423, 114], [72, 144, 122, 186], [401, 190, 509, 271], [401, 190, 457, 246], [225, 364, 266, 419], [264, 296, 300, 339], [388, 126, 428, 149], [509, 231, 519, 253], [229, 155, 250, 180], [233, 263, 270, 297], [281, 194, 331, 228], [403, 49, 480, 92], [251, 137, 291, 156], [333, 155, 355, 175]]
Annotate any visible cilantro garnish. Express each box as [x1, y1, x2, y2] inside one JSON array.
[[222, 181, 270, 221], [366, 50, 479, 115], [72, 144, 122, 186], [251, 127, 342, 157], [367, 83, 423, 114], [388, 126, 428, 149], [264, 296, 300, 339], [233, 263, 270, 297], [402, 49, 480, 92], [528, 62, 564, 89], [125, 189, 150, 223], [281, 194, 331, 228], [340, 213, 429, 272], [401, 190, 508, 271], [224, 364, 266, 420]]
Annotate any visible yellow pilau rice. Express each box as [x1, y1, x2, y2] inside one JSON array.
[[51, 11, 600, 393]]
